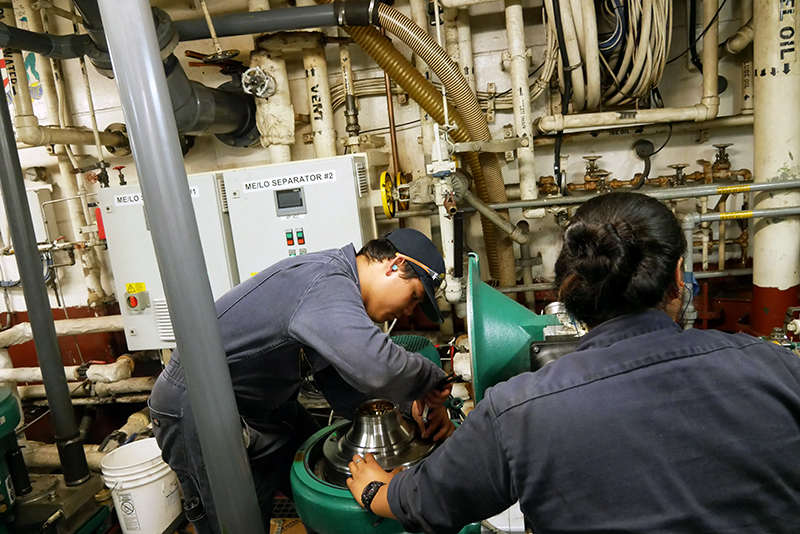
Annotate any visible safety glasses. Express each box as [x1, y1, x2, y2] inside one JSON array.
[[395, 252, 447, 298]]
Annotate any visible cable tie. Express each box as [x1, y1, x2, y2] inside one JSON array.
[[563, 60, 583, 72]]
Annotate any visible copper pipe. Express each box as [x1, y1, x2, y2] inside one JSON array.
[[381, 27, 401, 178]]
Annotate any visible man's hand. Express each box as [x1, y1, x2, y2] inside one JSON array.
[[412, 400, 456, 441], [346, 453, 399, 518], [423, 383, 452, 409]]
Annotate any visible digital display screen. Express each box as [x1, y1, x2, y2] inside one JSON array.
[[276, 189, 303, 209]]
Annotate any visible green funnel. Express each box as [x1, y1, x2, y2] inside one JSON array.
[[467, 253, 559, 403]]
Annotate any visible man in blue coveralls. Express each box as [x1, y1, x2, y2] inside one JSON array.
[[149, 228, 454, 534]]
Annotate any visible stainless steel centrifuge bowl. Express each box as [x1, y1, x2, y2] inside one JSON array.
[[320, 399, 439, 487]]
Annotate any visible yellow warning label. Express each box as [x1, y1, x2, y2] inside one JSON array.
[[250, 273, 259, 278], [716, 185, 751, 194], [720, 211, 753, 220], [125, 282, 146, 294]]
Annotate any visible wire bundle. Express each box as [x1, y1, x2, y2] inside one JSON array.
[[544, 0, 672, 111]]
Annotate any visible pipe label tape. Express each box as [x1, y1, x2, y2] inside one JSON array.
[[720, 211, 754, 220], [716, 185, 751, 194], [242, 170, 337, 194]]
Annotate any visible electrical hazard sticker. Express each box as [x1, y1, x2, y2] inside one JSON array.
[[125, 283, 146, 294]]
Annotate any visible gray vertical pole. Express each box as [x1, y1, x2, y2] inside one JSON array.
[[0, 81, 90, 486], [96, 1, 265, 533]]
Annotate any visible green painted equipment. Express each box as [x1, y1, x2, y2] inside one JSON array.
[[467, 253, 560, 403], [291, 420, 408, 534], [0, 387, 21, 534]]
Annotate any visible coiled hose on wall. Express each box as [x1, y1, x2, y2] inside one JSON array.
[[337, 7, 517, 288]]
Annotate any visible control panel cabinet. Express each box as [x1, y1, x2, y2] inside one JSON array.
[[223, 155, 377, 279], [98, 173, 238, 350]]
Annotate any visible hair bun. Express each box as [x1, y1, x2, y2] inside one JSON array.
[[563, 220, 641, 284]]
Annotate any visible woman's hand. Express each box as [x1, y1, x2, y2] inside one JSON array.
[[346, 453, 399, 518], [412, 401, 456, 441]]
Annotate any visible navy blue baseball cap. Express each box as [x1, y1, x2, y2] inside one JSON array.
[[386, 228, 445, 324]]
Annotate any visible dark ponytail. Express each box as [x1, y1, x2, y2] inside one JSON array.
[[554, 193, 686, 327]]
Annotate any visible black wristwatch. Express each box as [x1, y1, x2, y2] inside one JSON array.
[[361, 481, 386, 514]]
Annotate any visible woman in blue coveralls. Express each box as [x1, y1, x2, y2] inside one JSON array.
[[347, 192, 800, 534]]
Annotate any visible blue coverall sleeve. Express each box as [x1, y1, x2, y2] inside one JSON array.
[[388, 390, 517, 534], [287, 272, 446, 403]]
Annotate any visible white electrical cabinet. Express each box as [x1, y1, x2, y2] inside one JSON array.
[[98, 173, 238, 350], [223, 155, 378, 279]]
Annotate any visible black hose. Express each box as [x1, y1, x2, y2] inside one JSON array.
[[689, 0, 704, 73], [550, 0, 572, 190], [453, 212, 464, 279]]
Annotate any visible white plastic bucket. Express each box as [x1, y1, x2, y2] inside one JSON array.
[[101, 438, 182, 534]]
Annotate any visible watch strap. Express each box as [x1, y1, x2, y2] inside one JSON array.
[[361, 480, 386, 514]]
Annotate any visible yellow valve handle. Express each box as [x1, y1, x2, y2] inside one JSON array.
[[380, 171, 395, 219], [396, 172, 409, 211]]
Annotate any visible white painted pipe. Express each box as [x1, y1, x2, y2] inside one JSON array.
[[303, 47, 337, 158], [456, 9, 476, 93], [739, 0, 754, 114], [434, 179, 462, 304], [443, 8, 460, 64], [409, 0, 436, 160], [751, 0, 800, 334], [504, 0, 542, 219], [536, 0, 719, 133]]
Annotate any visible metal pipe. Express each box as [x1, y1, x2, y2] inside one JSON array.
[[97, 1, 265, 532], [694, 268, 752, 279], [532, 114, 754, 147], [462, 190, 529, 244], [175, 3, 340, 41], [0, 73, 90, 487], [497, 282, 557, 294], [504, 0, 540, 218], [382, 27, 401, 175], [387, 179, 800, 218]]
